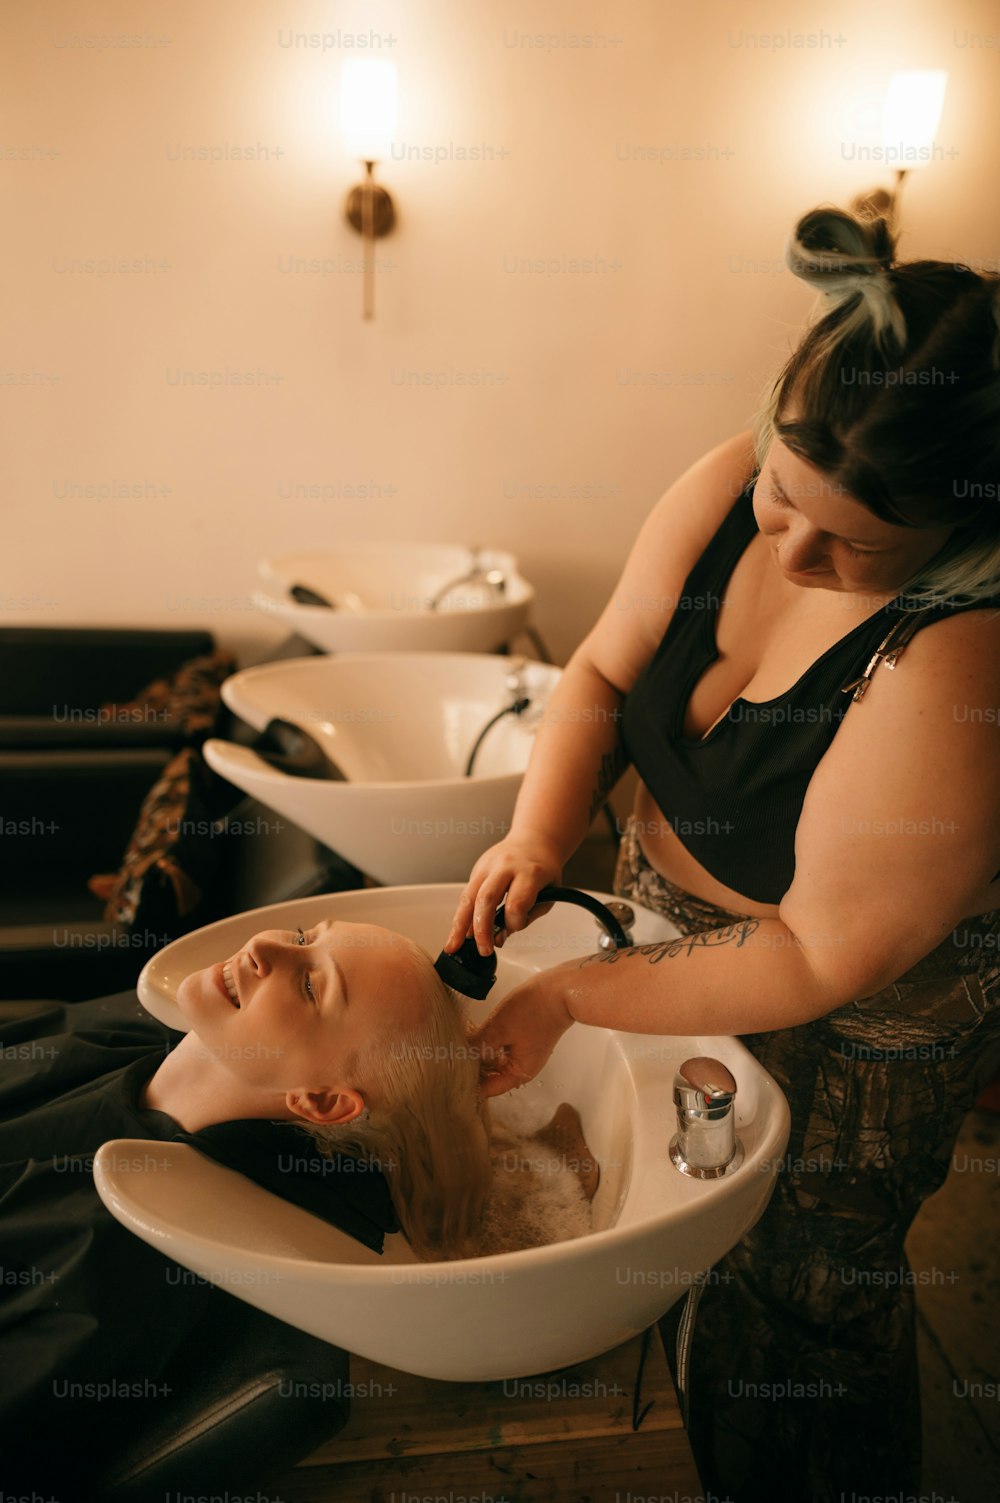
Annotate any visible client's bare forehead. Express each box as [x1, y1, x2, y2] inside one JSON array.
[[326, 919, 419, 955], [330, 922, 436, 1021]]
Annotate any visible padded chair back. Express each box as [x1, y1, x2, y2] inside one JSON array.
[[0, 626, 215, 715]]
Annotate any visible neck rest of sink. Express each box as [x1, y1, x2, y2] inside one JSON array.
[[174, 1113, 400, 1252]]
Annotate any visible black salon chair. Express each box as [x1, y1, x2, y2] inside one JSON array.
[[0, 781, 363, 1001], [0, 625, 217, 746], [0, 627, 219, 997], [92, 1297, 352, 1502], [0, 626, 353, 1001], [2, 1287, 353, 1502]]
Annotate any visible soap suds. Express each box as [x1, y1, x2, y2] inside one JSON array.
[[474, 1096, 596, 1255]]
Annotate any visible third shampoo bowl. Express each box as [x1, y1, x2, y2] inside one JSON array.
[[94, 885, 790, 1382], [254, 543, 534, 654]]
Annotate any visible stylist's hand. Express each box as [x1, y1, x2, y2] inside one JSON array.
[[468, 971, 575, 1098], [444, 834, 564, 956]]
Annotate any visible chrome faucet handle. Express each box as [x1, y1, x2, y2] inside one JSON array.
[[466, 546, 507, 594], [427, 552, 507, 612], [504, 655, 529, 700], [675, 1056, 736, 1105], [597, 901, 635, 951], [669, 1056, 743, 1178]]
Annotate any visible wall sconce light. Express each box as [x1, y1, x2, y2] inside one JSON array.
[[851, 69, 948, 232], [340, 59, 398, 320]]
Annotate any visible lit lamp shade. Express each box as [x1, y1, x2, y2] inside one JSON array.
[[340, 59, 398, 163], [882, 70, 947, 160]]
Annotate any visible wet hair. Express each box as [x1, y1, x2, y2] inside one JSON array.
[[750, 204, 1000, 607], [295, 941, 493, 1262]]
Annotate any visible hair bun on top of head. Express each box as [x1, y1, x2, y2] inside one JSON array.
[[785, 205, 907, 354]]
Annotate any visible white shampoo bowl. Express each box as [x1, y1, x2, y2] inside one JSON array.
[[94, 886, 790, 1382], [255, 544, 534, 654], [203, 653, 561, 885]]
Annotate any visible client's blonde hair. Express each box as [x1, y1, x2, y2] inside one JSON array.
[[296, 941, 493, 1261]]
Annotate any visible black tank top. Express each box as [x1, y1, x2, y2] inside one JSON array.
[[620, 481, 1000, 904]]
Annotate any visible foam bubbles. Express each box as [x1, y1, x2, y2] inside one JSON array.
[[475, 1095, 595, 1255]]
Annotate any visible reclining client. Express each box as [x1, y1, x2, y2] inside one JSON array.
[[0, 919, 500, 1491]]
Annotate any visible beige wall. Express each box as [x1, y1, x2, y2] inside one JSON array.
[[3, 0, 998, 667]]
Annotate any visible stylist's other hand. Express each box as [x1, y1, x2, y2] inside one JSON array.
[[444, 835, 563, 957], [468, 973, 574, 1099]]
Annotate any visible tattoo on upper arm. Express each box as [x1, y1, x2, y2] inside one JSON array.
[[587, 743, 628, 824], [578, 920, 761, 967]]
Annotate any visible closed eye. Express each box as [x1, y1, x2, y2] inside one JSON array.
[[770, 488, 882, 556], [840, 540, 882, 557]]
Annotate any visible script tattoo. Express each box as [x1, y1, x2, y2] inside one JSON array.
[[578, 920, 761, 967], [587, 742, 627, 824]]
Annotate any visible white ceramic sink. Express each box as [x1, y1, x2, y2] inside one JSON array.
[[94, 885, 790, 1382], [255, 544, 534, 654], [204, 653, 561, 884]]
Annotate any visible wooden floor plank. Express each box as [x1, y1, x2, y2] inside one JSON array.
[[282, 1430, 698, 1503], [916, 1309, 1000, 1499], [279, 1328, 702, 1501], [906, 1107, 1000, 1489]]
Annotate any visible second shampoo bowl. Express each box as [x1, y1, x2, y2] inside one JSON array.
[[94, 884, 791, 1383], [203, 653, 561, 884]]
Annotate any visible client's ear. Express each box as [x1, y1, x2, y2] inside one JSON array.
[[285, 1086, 367, 1125]]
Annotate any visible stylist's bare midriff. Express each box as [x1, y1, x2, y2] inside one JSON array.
[[631, 521, 997, 922]]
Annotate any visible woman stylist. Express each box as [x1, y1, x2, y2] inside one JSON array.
[[444, 206, 1000, 1501]]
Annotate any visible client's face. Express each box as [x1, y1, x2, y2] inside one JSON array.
[[176, 919, 429, 1124]]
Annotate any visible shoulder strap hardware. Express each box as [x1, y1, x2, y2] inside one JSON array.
[[840, 610, 930, 702]]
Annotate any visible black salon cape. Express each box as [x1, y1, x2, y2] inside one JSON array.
[[0, 989, 397, 1483]]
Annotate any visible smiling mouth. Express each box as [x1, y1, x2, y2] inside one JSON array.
[[221, 961, 240, 1009]]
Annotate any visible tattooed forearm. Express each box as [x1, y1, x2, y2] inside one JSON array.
[[578, 920, 760, 967], [587, 742, 628, 824]]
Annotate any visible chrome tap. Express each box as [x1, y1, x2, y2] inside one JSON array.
[[427, 547, 508, 611], [462, 656, 534, 777], [669, 1057, 743, 1178], [596, 901, 635, 951]]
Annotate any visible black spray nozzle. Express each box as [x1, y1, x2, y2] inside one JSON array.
[[434, 884, 631, 999], [433, 936, 498, 1000], [250, 717, 347, 781], [290, 583, 336, 609]]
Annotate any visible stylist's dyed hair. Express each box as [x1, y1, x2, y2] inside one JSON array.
[[751, 204, 1000, 606]]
